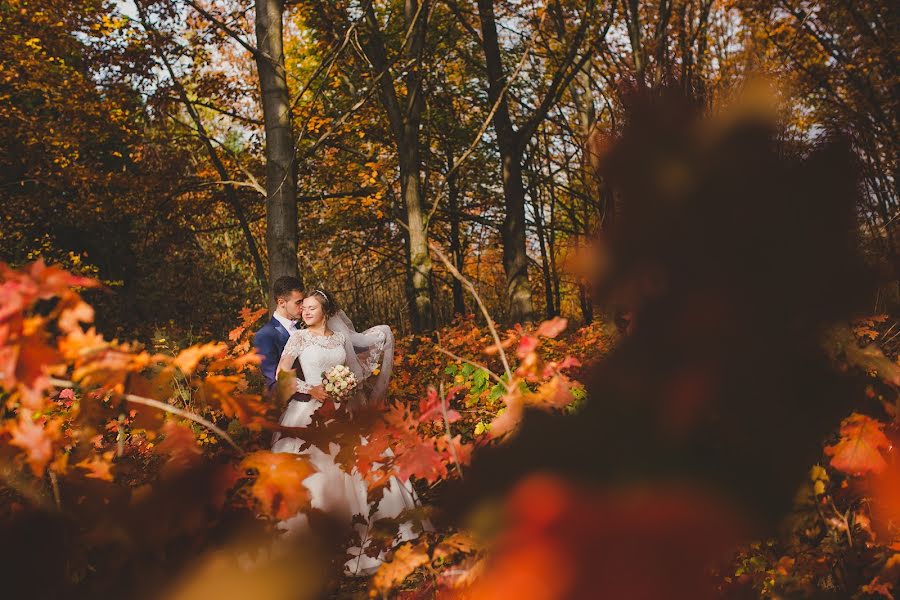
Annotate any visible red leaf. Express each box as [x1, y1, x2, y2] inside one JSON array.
[[393, 439, 447, 484], [418, 386, 460, 424], [516, 335, 539, 359], [535, 317, 568, 338]]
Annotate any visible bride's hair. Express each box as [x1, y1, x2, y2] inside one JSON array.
[[305, 287, 340, 317]]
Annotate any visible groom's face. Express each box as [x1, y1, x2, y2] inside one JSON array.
[[278, 290, 304, 321]]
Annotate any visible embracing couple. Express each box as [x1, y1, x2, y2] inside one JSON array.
[[253, 276, 421, 575]]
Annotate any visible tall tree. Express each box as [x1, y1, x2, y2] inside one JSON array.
[[474, 0, 601, 324], [359, 0, 434, 331], [255, 0, 299, 296]]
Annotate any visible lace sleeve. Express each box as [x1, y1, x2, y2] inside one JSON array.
[[280, 332, 312, 394], [282, 330, 307, 358], [363, 330, 386, 376]]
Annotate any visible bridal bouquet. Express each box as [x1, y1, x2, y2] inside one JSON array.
[[322, 364, 358, 402]]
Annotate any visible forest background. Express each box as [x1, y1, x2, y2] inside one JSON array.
[[2, 0, 896, 340], [1, 0, 899, 598]]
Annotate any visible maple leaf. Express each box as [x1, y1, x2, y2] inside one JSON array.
[[483, 332, 516, 355], [825, 413, 891, 475], [207, 349, 260, 374], [438, 434, 473, 468], [489, 386, 526, 440], [6, 410, 60, 476], [417, 386, 460, 424], [241, 451, 316, 520], [523, 375, 576, 409], [58, 326, 107, 362], [516, 335, 539, 359], [229, 307, 267, 342], [535, 316, 568, 338], [433, 531, 480, 561], [371, 541, 431, 595], [172, 342, 227, 376], [355, 427, 392, 477], [57, 300, 94, 333], [75, 451, 115, 481], [155, 421, 204, 477], [393, 438, 447, 484], [15, 328, 62, 390], [384, 402, 417, 432], [26, 259, 98, 299], [198, 374, 266, 423]]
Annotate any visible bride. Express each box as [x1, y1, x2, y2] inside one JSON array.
[[271, 288, 421, 575]]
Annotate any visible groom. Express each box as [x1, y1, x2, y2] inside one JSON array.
[[254, 275, 304, 390]]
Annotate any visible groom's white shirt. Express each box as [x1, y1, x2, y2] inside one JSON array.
[[274, 313, 298, 335]]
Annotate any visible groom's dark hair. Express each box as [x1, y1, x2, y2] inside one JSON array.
[[273, 276, 304, 300]]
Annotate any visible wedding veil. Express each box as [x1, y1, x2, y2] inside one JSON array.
[[327, 310, 394, 404]]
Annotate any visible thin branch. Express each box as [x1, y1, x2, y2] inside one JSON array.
[[48, 377, 242, 453], [424, 238, 512, 380], [434, 339, 506, 388]]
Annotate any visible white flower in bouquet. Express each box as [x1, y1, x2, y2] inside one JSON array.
[[321, 364, 358, 402]]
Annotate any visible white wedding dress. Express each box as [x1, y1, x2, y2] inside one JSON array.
[[272, 325, 422, 575]]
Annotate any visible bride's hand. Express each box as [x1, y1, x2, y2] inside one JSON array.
[[308, 385, 329, 401]]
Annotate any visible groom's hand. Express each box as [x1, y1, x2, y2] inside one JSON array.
[[309, 385, 328, 401]]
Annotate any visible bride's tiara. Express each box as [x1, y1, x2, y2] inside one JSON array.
[[315, 289, 330, 302]]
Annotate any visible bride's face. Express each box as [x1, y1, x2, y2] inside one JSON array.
[[301, 296, 326, 327]]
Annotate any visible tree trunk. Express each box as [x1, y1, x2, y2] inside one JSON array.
[[255, 0, 299, 298], [476, 0, 535, 324], [363, 0, 434, 332]]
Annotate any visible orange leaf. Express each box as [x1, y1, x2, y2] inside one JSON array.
[[75, 451, 115, 481], [155, 421, 204, 477], [172, 342, 227, 376], [58, 300, 94, 333], [825, 413, 891, 475], [371, 541, 430, 595], [198, 374, 266, 423], [241, 451, 315, 520], [523, 375, 576, 409], [6, 410, 60, 476]]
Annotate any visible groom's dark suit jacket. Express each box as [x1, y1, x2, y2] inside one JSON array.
[[253, 316, 290, 390]]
